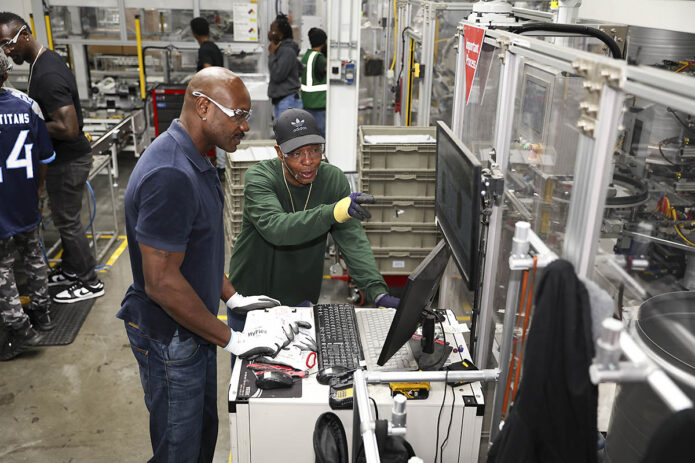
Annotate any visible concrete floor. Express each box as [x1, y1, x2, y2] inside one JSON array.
[[0, 153, 364, 462]]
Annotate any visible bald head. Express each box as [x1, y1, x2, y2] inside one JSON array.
[[180, 67, 251, 155], [184, 67, 249, 110]]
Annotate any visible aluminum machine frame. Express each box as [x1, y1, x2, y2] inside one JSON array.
[[449, 23, 695, 444]]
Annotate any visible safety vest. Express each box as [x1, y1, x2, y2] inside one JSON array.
[[301, 50, 327, 109]]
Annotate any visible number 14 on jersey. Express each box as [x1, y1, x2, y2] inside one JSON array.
[[0, 130, 34, 183]]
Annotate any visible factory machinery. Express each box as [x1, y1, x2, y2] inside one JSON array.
[[6, 0, 690, 318], [353, 0, 695, 371]]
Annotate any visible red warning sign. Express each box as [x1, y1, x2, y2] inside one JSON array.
[[463, 25, 486, 104]]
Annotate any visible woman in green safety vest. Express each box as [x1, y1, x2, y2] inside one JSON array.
[[301, 28, 327, 137]]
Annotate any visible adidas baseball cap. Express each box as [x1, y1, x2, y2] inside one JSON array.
[[274, 108, 326, 154]]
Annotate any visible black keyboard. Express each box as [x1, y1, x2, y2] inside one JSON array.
[[314, 303, 364, 370]]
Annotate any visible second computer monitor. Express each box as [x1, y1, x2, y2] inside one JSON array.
[[435, 121, 482, 290], [377, 239, 451, 367]]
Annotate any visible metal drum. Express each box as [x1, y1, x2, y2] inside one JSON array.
[[605, 291, 695, 462], [626, 26, 695, 66]]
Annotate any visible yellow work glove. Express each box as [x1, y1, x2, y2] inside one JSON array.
[[333, 192, 375, 223]]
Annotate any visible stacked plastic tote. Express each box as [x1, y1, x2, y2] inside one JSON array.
[[358, 126, 438, 275], [223, 140, 277, 251]]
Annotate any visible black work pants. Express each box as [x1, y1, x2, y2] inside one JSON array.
[[45, 155, 97, 283]]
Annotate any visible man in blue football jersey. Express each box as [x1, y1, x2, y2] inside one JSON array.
[[0, 51, 56, 361], [0, 12, 104, 303]]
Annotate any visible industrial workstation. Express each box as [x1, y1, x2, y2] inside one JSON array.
[[1, 0, 694, 462]]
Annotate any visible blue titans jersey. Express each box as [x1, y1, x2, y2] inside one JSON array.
[[0, 88, 55, 239]]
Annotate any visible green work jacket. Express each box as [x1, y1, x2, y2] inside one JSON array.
[[228, 158, 387, 306]]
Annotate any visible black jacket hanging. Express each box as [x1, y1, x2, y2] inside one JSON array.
[[488, 259, 598, 463]]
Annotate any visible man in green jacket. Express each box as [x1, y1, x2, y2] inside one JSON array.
[[227, 109, 399, 332]]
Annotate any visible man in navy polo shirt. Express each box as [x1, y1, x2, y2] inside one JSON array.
[[119, 67, 294, 463]]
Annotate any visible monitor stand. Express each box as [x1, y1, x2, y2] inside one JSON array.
[[408, 337, 452, 371]]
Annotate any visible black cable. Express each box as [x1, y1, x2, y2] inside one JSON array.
[[435, 319, 455, 461], [666, 108, 695, 137], [440, 383, 456, 462], [396, 26, 412, 84], [509, 23, 623, 59], [470, 201, 488, 358], [369, 396, 379, 421], [431, 319, 454, 461], [658, 142, 679, 166], [606, 174, 649, 206], [433, 369, 448, 463]]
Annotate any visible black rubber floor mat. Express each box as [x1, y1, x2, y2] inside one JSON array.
[[33, 298, 96, 346]]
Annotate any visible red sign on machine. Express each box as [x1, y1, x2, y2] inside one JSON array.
[[463, 25, 486, 104]]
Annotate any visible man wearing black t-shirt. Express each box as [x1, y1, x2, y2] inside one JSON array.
[[190, 17, 227, 181], [0, 12, 104, 304]]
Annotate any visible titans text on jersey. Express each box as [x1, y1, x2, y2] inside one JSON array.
[[0, 113, 30, 125], [0, 88, 55, 239]]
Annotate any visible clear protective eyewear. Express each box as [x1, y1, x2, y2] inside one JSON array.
[[285, 145, 324, 161], [0, 25, 27, 52], [191, 91, 252, 123]]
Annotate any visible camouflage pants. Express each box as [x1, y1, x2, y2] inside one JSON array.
[[0, 226, 50, 328]]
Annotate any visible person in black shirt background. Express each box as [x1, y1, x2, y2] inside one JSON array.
[[0, 12, 104, 304], [190, 16, 227, 181], [191, 17, 223, 71]]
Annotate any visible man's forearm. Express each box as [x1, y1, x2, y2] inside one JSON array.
[[221, 274, 236, 302], [46, 120, 78, 140], [147, 272, 231, 347]]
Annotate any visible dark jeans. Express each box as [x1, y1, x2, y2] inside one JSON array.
[[45, 156, 97, 283], [125, 322, 218, 463], [273, 93, 303, 120]]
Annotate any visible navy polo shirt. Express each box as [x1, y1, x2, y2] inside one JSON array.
[[118, 120, 224, 345]]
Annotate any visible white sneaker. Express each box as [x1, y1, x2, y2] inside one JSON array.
[[53, 280, 105, 304]]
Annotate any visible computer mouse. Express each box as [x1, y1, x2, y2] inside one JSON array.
[[316, 366, 353, 385], [296, 320, 312, 329], [255, 371, 294, 390]]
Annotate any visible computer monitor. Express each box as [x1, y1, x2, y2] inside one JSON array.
[[435, 121, 482, 290], [377, 239, 451, 367]]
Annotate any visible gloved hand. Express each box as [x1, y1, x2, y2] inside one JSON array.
[[375, 293, 400, 308], [293, 323, 317, 352], [333, 192, 375, 223], [226, 292, 281, 315], [223, 320, 298, 358], [259, 345, 311, 371]]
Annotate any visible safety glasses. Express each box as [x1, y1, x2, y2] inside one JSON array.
[[192, 91, 252, 123], [284, 145, 324, 161], [0, 25, 27, 52]]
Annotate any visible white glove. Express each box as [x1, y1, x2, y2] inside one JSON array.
[[258, 345, 312, 371], [226, 292, 281, 315], [223, 321, 296, 358]]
